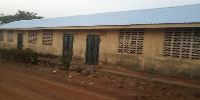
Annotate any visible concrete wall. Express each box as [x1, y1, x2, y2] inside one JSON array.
[[143, 29, 200, 79], [23, 30, 63, 55], [0, 28, 200, 79], [0, 30, 17, 49]]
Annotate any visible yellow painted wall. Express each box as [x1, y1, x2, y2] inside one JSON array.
[[0, 31, 17, 49], [0, 28, 200, 79], [23, 30, 63, 55], [142, 29, 200, 78]]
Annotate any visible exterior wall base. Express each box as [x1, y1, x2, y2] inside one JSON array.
[[100, 52, 200, 81]]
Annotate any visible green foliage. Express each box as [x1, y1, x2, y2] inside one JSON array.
[[0, 10, 43, 24], [0, 48, 38, 64], [60, 51, 72, 70], [75, 67, 84, 73]]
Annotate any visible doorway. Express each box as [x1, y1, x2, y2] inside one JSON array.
[[17, 33, 23, 49], [62, 34, 74, 56], [86, 35, 100, 65]]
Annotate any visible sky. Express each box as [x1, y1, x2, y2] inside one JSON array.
[[0, 0, 200, 18]]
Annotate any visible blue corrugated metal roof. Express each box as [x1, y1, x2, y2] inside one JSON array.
[[0, 4, 200, 28]]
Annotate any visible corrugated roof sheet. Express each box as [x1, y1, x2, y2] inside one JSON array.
[[0, 4, 200, 28]]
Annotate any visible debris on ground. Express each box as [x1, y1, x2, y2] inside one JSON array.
[[1, 60, 200, 100], [53, 69, 57, 73], [89, 83, 93, 85]]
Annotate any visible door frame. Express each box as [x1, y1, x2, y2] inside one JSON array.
[[17, 33, 23, 49], [85, 35, 100, 65], [62, 34, 74, 56]]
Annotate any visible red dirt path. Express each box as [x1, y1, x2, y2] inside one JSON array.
[[0, 64, 115, 100], [0, 61, 200, 100]]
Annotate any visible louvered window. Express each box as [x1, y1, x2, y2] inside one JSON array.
[[28, 31, 38, 44], [42, 30, 53, 46], [118, 29, 144, 54], [7, 31, 14, 42], [163, 28, 200, 59]]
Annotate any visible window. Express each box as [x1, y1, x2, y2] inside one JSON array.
[[7, 31, 14, 42], [118, 29, 144, 54], [0, 31, 4, 41], [28, 31, 38, 44], [42, 30, 53, 46], [163, 28, 200, 59]]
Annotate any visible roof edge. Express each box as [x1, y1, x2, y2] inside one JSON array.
[[0, 23, 200, 30]]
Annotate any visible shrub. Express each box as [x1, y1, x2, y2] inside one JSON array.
[[60, 51, 72, 70], [0, 48, 38, 64]]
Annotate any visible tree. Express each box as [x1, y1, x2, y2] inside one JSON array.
[[0, 10, 43, 24]]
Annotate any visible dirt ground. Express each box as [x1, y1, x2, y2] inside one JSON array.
[[0, 61, 200, 100]]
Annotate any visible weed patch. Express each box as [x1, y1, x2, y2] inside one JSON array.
[[60, 51, 72, 70], [0, 48, 38, 64]]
